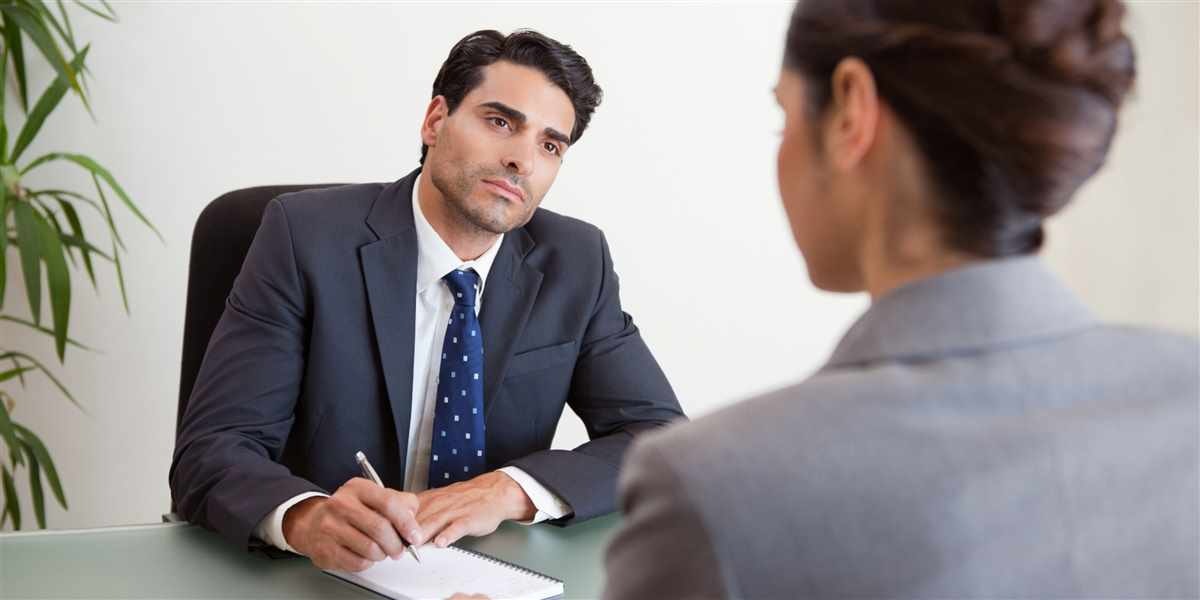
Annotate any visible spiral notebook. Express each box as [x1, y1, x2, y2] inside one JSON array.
[[324, 544, 564, 600]]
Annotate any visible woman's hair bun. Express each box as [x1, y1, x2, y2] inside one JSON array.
[[1002, 0, 1135, 105]]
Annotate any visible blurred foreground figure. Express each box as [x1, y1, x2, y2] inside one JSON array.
[[603, 1, 1198, 597]]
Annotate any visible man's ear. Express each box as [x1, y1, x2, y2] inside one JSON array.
[[421, 95, 451, 148], [824, 57, 880, 172]]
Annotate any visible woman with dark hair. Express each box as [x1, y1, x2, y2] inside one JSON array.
[[602, 1, 1197, 597]]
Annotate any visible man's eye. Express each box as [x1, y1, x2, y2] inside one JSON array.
[[544, 142, 560, 155], [490, 117, 509, 129]]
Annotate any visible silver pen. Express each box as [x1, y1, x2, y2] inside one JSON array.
[[355, 450, 422, 563]]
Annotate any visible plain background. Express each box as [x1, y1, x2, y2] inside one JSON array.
[[1, 1, 1196, 531]]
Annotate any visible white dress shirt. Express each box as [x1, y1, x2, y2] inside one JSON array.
[[254, 177, 572, 553]]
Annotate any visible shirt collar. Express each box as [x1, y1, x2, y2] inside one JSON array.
[[823, 256, 1097, 370], [412, 176, 504, 297]]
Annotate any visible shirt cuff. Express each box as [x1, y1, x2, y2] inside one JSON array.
[[253, 491, 329, 554], [497, 466, 574, 524]]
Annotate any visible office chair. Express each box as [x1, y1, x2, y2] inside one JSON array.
[[169, 184, 342, 518]]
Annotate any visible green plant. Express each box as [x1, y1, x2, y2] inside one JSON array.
[[1, 0, 158, 529]]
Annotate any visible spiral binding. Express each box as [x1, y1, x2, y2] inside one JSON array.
[[449, 545, 562, 585]]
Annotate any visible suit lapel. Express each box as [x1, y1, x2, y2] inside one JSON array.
[[479, 228, 543, 419], [360, 171, 420, 486]]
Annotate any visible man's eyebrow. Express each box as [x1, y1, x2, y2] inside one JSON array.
[[479, 101, 570, 146], [478, 101, 527, 126], [543, 127, 570, 146]]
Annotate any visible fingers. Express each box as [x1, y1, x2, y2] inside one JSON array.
[[415, 486, 451, 520], [337, 497, 406, 559], [421, 508, 500, 547], [351, 478, 425, 547], [329, 517, 388, 562], [305, 513, 379, 572], [323, 480, 414, 561], [433, 518, 472, 547], [326, 544, 374, 573], [417, 505, 458, 546]]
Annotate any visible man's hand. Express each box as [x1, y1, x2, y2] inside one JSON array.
[[416, 471, 536, 547], [283, 477, 424, 572]]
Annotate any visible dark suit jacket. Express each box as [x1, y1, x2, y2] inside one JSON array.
[[170, 169, 684, 547]]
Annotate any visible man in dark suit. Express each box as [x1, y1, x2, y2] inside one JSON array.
[[170, 29, 683, 572]]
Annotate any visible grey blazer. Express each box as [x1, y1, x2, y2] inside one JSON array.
[[603, 257, 1198, 599]]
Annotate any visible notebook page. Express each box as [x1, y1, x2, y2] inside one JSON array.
[[325, 544, 563, 600]]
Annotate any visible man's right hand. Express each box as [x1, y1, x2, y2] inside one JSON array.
[[282, 477, 424, 572]]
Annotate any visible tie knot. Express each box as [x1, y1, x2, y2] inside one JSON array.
[[443, 268, 480, 306]]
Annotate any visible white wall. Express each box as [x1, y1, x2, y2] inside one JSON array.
[[1, 1, 1195, 531]]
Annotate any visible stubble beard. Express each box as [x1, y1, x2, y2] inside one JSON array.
[[429, 159, 533, 236]]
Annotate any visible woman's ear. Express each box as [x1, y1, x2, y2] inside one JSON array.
[[824, 57, 880, 172]]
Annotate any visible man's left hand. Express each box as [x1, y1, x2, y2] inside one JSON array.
[[416, 471, 537, 547]]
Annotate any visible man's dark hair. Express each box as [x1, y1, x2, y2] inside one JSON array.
[[420, 29, 603, 164]]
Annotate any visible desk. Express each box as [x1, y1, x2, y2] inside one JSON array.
[[0, 515, 619, 598]]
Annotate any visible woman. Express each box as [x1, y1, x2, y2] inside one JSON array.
[[603, 1, 1197, 598]]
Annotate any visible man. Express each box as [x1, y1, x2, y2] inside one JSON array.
[[170, 29, 683, 573]]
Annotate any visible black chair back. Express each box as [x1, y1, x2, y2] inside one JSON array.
[[176, 184, 343, 436]]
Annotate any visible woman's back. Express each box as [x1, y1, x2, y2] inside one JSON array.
[[609, 257, 1198, 598]]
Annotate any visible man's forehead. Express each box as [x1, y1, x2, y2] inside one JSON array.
[[466, 61, 575, 135]]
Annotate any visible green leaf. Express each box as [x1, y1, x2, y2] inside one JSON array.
[[22, 441, 45, 528], [7, 357, 25, 386], [12, 201, 43, 326], [1, 465, 20, 530], [0, 187, 8, 309], [56, 234, 112, 262], [0, 398, 25, 468], [10, 45, 90, 163], [1, 43, 9, 120], [33, 204, 72, 360], [111, 235, 127, 313], [0, 352, 82, 413], [30, 188, 103, 216], [92, 174, 124, 251], [100, 0, 118, 20], [0, 46, 8, 162], [0, 316, 93, 351], [56, 199, 96, 288], [13, 424, 65, 509], [0, 5, 84, 110], [32, 0, 77, 57], [0, 118, 7, 167], [1, 13, 30, 113], [43, 207, 79, 268], [22, 153, 160, 242], [0, 366, 36, 383], [72, 0, 117, 22], [55, 1, 75, 44]]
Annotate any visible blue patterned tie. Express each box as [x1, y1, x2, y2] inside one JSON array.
[[428, 268, 487, 488]]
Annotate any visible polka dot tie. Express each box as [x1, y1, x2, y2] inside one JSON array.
[[428, 268, 487, 488]]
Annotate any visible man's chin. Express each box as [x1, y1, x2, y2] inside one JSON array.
[[464, 203, 531, 234]]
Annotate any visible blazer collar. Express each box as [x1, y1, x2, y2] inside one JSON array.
[[824, 256, 1097, 370], [365, 168, 420, 240]]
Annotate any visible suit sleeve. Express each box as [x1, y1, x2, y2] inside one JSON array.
[[602, 439, 728, 600], [169, 198, 326, 548], [504, 231, 686, 523]]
